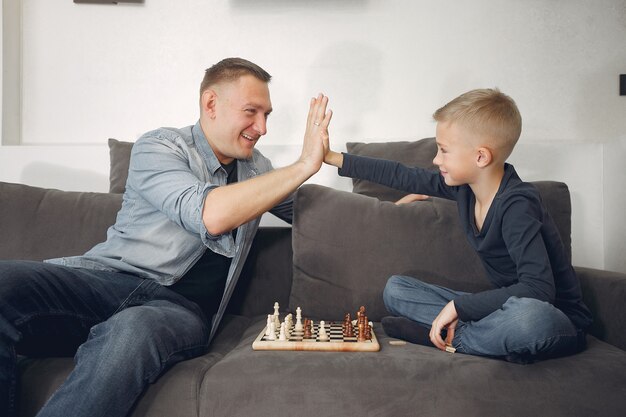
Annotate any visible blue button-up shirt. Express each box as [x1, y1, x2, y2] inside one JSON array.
[[47, 121, 293, 341]]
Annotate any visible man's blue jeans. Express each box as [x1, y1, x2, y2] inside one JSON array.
[[0, 260, 210, 417], [383, 275, 584, 360]]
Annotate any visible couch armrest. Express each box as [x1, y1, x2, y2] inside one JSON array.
[[227, 227, 293, 317], [575, 266, 626, 351]]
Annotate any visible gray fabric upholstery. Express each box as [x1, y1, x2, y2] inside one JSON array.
[[199, 316, 626, 417], [0, 181, 122, 261], [290, 183, 572, 322], [576, 266, 626, 350], [346, 138, 437, 201], [108, 138, 133, 194], [3, 172, 626, 417]]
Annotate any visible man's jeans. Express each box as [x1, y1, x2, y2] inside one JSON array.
[[0, 260, 210, 417], [383, 275, 584, 360]]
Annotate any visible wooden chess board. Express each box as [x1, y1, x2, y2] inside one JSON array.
[[252, 321, 380, 352]]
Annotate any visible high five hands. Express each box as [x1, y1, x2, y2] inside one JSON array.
[[299, 94, 333, 173]]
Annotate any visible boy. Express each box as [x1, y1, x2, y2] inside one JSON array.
[[323, 89, 591, 363]]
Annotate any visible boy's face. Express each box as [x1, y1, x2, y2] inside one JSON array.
[[433, 121, 479, 186]]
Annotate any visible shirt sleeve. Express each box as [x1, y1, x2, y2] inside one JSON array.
[[339, 153, 457, 200], [453, 195, 557, 322], [127, 135, 217, 239]]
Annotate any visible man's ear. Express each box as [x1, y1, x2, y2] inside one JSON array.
[[201, 89, 218, 119], [476, 147, 493, 168]]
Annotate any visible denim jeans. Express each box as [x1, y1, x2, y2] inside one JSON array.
[[383, 275, 584, 360], [0, 260, 210, 417]]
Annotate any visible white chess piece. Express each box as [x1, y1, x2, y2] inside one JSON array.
[[265, 314, 273, 337], [318, 320, 328, 341], [283, 314, 292, 338], [295, 307, 303, 331], [273, 302, 281, 328], [279, 323, 287, 341], [266, 321, 276, 340]]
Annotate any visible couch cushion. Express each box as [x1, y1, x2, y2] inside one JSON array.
[[290, 184, 487, 321], [0, 182, 122, 261], [290, 183, 572, 322], [108, 138, 134, 194], [346, 138, 437, 201], [199, 317, 626, 417]]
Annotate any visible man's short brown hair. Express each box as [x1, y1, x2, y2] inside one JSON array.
[[199, 57, 271, 96], [433, 88, 522, 160]]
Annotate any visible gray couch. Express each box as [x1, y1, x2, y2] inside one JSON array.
[[1, 138, 626, 417]]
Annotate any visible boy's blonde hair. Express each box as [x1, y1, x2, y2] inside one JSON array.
[[433, 88, 522, 161]]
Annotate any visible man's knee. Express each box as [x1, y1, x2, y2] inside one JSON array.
[[86, 302, 207, 359]]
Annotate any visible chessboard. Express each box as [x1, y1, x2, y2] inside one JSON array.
[[252, 303, 380, 352]]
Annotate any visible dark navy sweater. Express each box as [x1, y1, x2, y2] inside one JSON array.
[[339, 153, 592, 330]]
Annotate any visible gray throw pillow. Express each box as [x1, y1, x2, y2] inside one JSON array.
[[108, 138, 134, 194], [346, 138, 437, 202], [290, 184, 488, 322], [289, 182, 572, 321]]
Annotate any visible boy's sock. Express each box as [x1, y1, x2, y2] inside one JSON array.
[[381, 316, 435, 347]]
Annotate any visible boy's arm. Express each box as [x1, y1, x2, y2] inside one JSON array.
[[325, 150, 454, 199], [325, 151, 430, 205], [324, 149, 344, 168]]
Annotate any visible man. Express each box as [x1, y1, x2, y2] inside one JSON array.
[[0, 58, 332, 417]]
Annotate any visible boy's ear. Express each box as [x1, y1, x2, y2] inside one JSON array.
[[476, 147, 493, 168], [201, 89, 218, 119]]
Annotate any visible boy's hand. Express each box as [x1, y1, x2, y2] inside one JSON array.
[[319, 107, 344, 169], [430, 301, 459, 351], [395, 194, 430, 205]]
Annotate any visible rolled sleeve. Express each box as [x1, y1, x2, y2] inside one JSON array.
[[129, 134, 217, 238]]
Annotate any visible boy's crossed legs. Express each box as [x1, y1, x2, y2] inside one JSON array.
[[382, 275, 584, 363]]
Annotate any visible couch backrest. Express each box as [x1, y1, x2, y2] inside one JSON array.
[[290, 182, 572, 322], [0, 182, 122, 261]]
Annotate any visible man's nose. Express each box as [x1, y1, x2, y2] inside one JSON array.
[[255, 115, 267, 136]]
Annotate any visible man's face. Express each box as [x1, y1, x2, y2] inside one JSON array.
[[204, 75, 273, 164]]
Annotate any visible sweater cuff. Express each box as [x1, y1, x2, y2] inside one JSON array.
[[338, 152, 353, 177]]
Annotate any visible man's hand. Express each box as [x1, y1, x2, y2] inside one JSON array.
[[298, 94, 333, 173], [430, 301, 459, 351]]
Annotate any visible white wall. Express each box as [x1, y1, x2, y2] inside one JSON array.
[[1, 0, 625, 272]]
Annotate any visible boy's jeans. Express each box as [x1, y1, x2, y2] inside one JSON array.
[[383, 275, 584, 359], [0, 260, 209, 417]]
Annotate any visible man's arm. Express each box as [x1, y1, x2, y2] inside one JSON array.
[[202, 95, 332, 235]]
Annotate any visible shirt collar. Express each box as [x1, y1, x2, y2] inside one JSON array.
[[192, 121, 222, 175]]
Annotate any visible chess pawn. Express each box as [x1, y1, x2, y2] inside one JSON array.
[[318, 320, 329, 341], [303, 319, 312, 339], [357, 322, 366, 342], [279, 322, 287, 341], [364, 320, 372, 340]]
